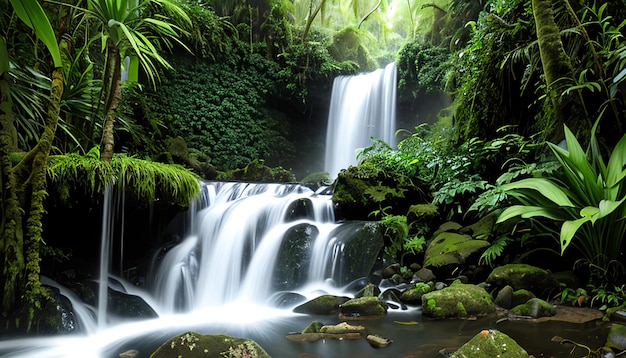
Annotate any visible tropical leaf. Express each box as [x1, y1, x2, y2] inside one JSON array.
[[8, 0, 62, 67], [500, 178, 575, 207]]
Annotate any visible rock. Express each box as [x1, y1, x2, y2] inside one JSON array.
[[273, 223, 318, 291], [366, 334, 393, 348], [459, 211, 500, 240], [355, 283, 381, 298], [423, 232, 490, 268], [606, 323, 626, 350], [413, 267, 436, 282], [421, 280, 495, 319], [284, 332, 361, 342], [267, 292, 307, 308], [382, 263, 401, 279], [433, 221, 463, 237], [339, 296, 387, 317], [292, 295, 350, 315], [451, 329, 528, 357], [400, 282, 435, 305], [301, 321, 325, 334], [151, 332, 271, 358], [319, 322, 365, 334], [118, 349, 138, 358], [495, 285, 536, 309], [510, 298, 556, 318], [379, 288, 406, 310], [332, 222, 384, 286], [486, 264, 559, 296]]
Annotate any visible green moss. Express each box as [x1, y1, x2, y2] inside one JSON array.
[[328, 26, 378, 71], [150, 332, 271, 358]]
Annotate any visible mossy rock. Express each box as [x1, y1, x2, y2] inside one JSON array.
[[423, 232, 489, 268], [510, 298, 556, 318], [421, 281, 495, 319], [400, 282, 435, 305], [331, 160, 427, 221], [293, 295, 350, 315], [150, 332, 271, 358], [451, 329, 528, 357], [486, 264, 560, 296], [339, 296, 388, 317], [301, 320, 325, 334], [494, 285, 536, 309]]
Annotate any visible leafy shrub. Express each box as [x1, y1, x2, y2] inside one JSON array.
[[497, 124, 626, 282]]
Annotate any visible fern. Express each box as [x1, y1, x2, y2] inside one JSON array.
[[479, 235, 513, 267]]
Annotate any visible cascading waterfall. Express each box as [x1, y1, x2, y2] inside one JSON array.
[[147, 181, 376, 314], [324, 62, 397, 179]]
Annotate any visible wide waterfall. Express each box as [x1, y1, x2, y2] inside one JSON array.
[[148, 181, 379, 314], [324, 62, 397, 179]]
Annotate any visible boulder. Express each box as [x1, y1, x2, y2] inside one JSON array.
[[451, 329, 528, 357], [319, 321, 366, 334], [150, 332, 271, 358], [273, 223, 318, 291], [423, 232, 489, 268], [339, 296, 387, 317], [494, 285, 536, 309], [486, 264, 559, 296], [400, 282, 435, 305], [421, 281, 495, 319], [292, 295, 350, 315], [510, 298, 556, 318]]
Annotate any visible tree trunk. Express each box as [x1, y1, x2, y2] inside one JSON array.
[[0, 72, 25, 319], [0, 63, 64, 323], [100, 37, 122, 162], [532, 0, 589, 141]]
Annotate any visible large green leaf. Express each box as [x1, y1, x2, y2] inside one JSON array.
[[9, 0, 62, 68], [560, 217, 592, 254], [497, 205, 568, 223], [500, 178, 575, 207], [605, 132, 626, 189]]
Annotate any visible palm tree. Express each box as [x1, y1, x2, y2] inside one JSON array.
[[80, 0, 190, 161], [1, 0, 65, 327]]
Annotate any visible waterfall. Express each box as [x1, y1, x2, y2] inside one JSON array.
[[324, 62, 397, 179], [148, 181, 379, 314]]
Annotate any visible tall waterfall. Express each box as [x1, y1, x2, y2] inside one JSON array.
[[324, 62, 397, 179]]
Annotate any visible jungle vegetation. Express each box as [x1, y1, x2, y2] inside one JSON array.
[[0, 0, 625, 331]]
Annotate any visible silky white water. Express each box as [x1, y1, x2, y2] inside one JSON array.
[[324, 62, 397, 179], [0, 181, 381, 357]]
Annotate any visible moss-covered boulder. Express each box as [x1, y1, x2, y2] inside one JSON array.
[[421, 281, 495, 319], [273, 223, 317, 291], [494, 285, 536, 309], [451, 329, 528, 357], [320, 321, 366, 334], [331, 159, 428, 221], [339, 296, 387, 317], [423, 232, 489, 268], [400, 282, 435, 305], [486, 264, 560, 296], [510, 298, 556, 318], [292, 295, 350, 315], [328, 26, 378, 71], [150, 332, 271, 358]]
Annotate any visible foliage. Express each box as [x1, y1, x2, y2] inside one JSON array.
[[145, 54, 295, 170], [497, 124, 626, 281], [47, 147, 199, 207], [397, 41, 451, 98]]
